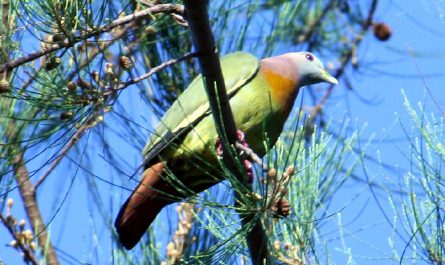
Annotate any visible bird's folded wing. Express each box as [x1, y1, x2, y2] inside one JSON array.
[[142, 52, 260, 163]]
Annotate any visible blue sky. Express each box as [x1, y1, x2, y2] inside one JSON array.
[[2, 1, 445, 264], [320, 1, 445, 264]]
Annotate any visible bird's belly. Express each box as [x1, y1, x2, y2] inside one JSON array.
[[179, 96, 284, 162], [167, 78, 290, 185], [169, 113, 278, 187]]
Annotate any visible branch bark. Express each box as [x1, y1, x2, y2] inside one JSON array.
[[11, 151, 60, 265], [2, 1, 58, 264], [183, 1, 268, 264]]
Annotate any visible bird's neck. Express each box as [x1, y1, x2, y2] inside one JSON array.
[[260, 56, 300, 111]]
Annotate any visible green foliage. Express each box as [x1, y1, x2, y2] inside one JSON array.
[[389, 92, 444, 264], [264, 121, 361, 264]]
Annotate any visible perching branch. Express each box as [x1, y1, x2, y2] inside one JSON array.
[[0, 3, 184, 73], [236, 142, 268, 171], [183, 1, 268, 264]]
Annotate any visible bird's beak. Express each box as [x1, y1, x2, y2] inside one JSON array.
[[319, 69, 338, 85]]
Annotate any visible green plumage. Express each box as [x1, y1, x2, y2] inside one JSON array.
[[115, 51, 338, 249], [142, 52, 260, 162]]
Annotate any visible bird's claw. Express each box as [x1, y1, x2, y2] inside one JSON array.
[[214, 130, 253, 183]]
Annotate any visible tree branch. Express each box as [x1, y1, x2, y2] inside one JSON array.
[[10, 151, 59, 265], [183, 1, 268, 264], [313, 0, 379, 116], [236, 142, 267, 171], [2, 0, 58, 263], [34, 51, 193, 190], [0, 3, 184, 73]]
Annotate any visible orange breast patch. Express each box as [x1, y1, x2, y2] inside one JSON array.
[[261, 65, 299, 109]]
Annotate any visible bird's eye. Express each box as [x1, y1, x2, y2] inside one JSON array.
[[305, 53, 314, 61]]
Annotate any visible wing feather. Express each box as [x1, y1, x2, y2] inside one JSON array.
[[142, 52, 259, 163]]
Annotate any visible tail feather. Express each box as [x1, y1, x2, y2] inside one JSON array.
[[115, 160, 218, 249], [115, 162, 169, 249]]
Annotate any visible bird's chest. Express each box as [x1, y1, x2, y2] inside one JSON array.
[[236, 102, 288, 156], [177, 71, 296, 164], [231, 78, 293, 156]]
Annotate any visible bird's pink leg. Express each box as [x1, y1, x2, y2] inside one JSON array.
[[215, 130, 254, 183]]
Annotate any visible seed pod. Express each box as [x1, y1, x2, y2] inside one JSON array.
[[45, 56, 61, 71], [23, 229, 33, 241], [30, 242, 37, 251], [283, 165, 295, 178], [284, 241, 292, 250], [273, 240, 281, 251], [19, 219, 26, 230], [67, 81, 77, 91], [105, 62, 114, 77], [77, 78, 92, 90], [60, 111, 74, 120], [5, 215, 15, 227], [0, 79, 9, 93], [51, 34, 64, 42], [267, 168, 277, 182], [373, 22, 392, 41], [272, 198, 291, 218], [119, 56, 132, 70], [91, 71, 99, 83], [6, 198, 13, 208], [144, 26, 157, 34], [10, 240, 17, 248]]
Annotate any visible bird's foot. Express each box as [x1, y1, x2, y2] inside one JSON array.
[[215, 130, 253, 184]]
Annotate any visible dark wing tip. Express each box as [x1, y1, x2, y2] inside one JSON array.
[[114, 212, 147, 250], [114, 200, 140, 250], [117, 230, 139, 250]]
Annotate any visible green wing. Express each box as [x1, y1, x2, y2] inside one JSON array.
[[142, 52, 259, 162]]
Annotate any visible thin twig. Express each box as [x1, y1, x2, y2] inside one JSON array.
[[111, 52, 195, 94], [34, 114, 98, 190], [35, 53, 192, 190], [0, 4, 184, 73], [2, 0, 59, 263], [0, 213, 39, 265], [314, 0, 379, 113], [23, 24, 131, 92], [408, 48, 445, 116], [296, 0, 336, 45], [236, 142, 267, 171]]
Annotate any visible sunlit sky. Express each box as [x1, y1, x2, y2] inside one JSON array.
[[320, 1, 445, 264]]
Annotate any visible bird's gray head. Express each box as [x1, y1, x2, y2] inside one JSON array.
[[286, 52, 338, 87]]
